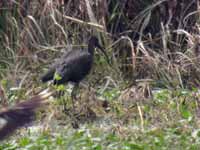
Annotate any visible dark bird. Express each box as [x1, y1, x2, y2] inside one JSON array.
[[0, 89, 52, 141], [41, 36, 109, 102]]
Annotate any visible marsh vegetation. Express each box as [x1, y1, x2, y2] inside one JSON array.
[[1, 0, 200, 149]]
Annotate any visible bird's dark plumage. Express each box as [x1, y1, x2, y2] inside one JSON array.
[[54, 51, 93, 84], [41, 36, 107, 85], [0, 89, 52, 140]]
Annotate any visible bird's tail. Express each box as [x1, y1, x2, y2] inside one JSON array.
[[0, 88, 53, 141], [41, 68, 55, 83]]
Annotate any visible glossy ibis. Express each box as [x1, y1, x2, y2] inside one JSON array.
[[41, 36, 109, 107]]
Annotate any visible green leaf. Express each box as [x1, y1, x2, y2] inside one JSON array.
[[56, 85, 65, 91], [180, 105, 193, 120], [54, 72, 62, 81]]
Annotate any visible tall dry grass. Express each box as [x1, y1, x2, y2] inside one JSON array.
[[0, 0, 199, 91]]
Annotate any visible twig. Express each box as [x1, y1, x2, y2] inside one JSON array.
[[0, 84, 7, 107], [137, 103, 144, 131], [62, 15, 104, 30]]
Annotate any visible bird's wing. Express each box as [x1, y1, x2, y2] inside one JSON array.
[[55, 51, 92, 80], [41, 50, 76, 82], [0, 89, 52, 141], [40, 57, 62, 82]]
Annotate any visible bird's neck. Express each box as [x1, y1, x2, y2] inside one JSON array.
[[88, 43, 95, 56]]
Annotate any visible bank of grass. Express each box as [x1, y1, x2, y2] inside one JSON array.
[[1, 88, 200, 149]]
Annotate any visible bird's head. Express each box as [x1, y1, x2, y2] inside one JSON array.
[[89, 36, 102, 49], [89, 36, 111, 65]]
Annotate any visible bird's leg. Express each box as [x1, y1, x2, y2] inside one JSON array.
[[58, 90, 64, 97], [58, 90, 69, 114], [88, 82, 93, 92], [67, 83, 80, 128], [71, 83, 79, 111], [62, 97, 69, 114]]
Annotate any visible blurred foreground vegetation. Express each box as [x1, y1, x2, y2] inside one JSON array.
[[1, 0, 200, 149]]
